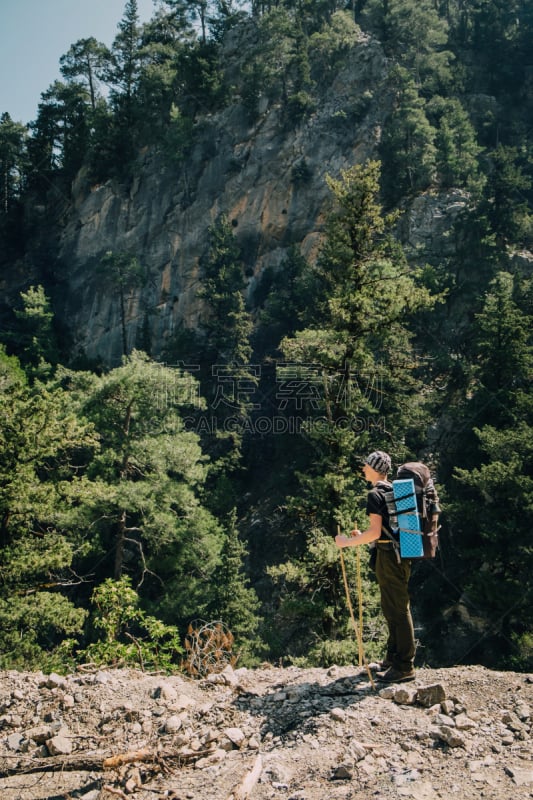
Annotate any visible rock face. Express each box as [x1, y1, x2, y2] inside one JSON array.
[[0, 664, 531, 799], [46, 24, 478, 368], [56, 31, 391, 365]]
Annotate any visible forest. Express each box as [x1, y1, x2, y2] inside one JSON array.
[[0, 0, 532, 675]]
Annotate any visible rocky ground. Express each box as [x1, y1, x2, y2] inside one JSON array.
[[0, 662, 531, 800]]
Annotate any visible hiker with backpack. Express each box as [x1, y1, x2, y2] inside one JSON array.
[[335, 450, 441, 684]]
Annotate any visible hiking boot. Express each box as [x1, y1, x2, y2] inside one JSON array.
[[376, 666, 415, 683], [371, 658, 393, 672]]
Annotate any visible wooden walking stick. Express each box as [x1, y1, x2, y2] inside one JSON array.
[[337, 525, 375, 689], [355, 542, 364, 663]]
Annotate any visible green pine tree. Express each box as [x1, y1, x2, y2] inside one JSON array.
[[440, 271, 533, 668], [379, 68, 437, 206], [0, 346, 95, 669], [193, 216, 257, 509], [14, 285, 60, 379], [264, 161, 436, 664], [427, 96, 484, 193], [60, 351, 224, 631], [97, 251, 147, 357], [209, 509, 264, 665]]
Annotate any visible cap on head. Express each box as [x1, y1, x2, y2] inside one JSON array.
[[364, 450, 391, 475]]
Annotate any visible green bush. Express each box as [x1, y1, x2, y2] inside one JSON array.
[[81, 577, 183, 672]]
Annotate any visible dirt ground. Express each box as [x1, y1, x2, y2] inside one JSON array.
[[0, 662, 531, 800]]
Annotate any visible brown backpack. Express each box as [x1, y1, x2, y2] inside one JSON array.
[[383, 462, 442, 559]]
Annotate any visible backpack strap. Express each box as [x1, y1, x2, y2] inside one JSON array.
[[379, 526, 401, 564], [372, 480, 403, 563]]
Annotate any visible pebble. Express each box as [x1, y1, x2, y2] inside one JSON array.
[[164, 715, 183, 733], [47, 732, 73, 755]]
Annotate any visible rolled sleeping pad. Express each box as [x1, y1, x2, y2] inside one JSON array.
[[393, 478, 424, 558]]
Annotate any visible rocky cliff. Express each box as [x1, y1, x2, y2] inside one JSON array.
[[52, 27, 463, 367]]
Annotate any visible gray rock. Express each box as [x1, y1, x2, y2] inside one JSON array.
[[349, 741, 367, 761], [435, 713, 456, 727], [393, 686, 418, 705], [0, 662, 532, 800], [25, 724, 52, 744], [330, 706, 346, 721], [331, 763, 353, 779], [515, 703, 531, 721], [46, 672, 68, 690], [505, 765, 533, 785], [47, 733, 73, 755], [46, 34, 397, 367], [154, 682, 178, 701], [194, 748, 227, 768], [61, 693, 76, 708], [6, 732, 23, 751], [223, 726, 245, 747], [164, 714, 183, 733], [435, 725, 466, 748], [501, 710, 526, 733], [174, 693, 196, 710], [454, 713, 478, 730], [416, 684, 447, 708], [440, 699, 455, 715], [220, 664, 240, 686]]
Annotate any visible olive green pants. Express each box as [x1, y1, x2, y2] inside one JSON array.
[[375, 547, 416, 672]]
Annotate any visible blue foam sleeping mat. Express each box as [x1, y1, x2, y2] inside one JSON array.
[[393, 478, 424, 558]]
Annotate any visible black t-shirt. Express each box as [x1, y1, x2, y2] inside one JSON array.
[[366, 481, 397, 540]]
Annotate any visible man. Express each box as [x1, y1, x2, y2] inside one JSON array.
[[335, 450, 416, 683]]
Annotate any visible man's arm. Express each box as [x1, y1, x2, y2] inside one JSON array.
[[335, 514, 382, 548]]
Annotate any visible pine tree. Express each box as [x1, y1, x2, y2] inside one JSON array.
[[0, 113, 28, 215], [209, 509, 263, 665], [60, 37, 110, 112], [13, 285, 60, 378], [0, 113, 28, 257], [199, 217, 252, 366], [444, 271, 533, 668], [27, 81, 90, 183], [194, 216, 256, 502], [108, 0, 144, 108], [253, 244, 317, 358], [360, 0, 454, 92], [98, 251, 147, 357], [0, 346, 94, 669], [481, 145, 532, 248], [427, 96, 484, 193], [99, 0, 145, 170], [61, 352, 223, 631], [379, 68, 437, 206], [265, 161, 436, 664]]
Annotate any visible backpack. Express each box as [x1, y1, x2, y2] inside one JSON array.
[[381, 462, 441, 560]]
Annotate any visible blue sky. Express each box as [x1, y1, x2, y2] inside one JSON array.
[[0, 0, 157, 125]]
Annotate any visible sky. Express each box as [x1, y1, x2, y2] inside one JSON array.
[[0, 0, 157, 125]]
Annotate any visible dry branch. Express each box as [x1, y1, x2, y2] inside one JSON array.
[[228, 754, 263, 800], [0, 746, 211, 779], [0, 753, 105, 777], [102, 786, 129, 799], [102, 748, 153, 770]]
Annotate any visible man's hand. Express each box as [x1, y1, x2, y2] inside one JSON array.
[[335, 530, 362, 548]]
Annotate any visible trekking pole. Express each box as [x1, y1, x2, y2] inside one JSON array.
[[355, 542, 364, 664], [337, 525, 376, 689]]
